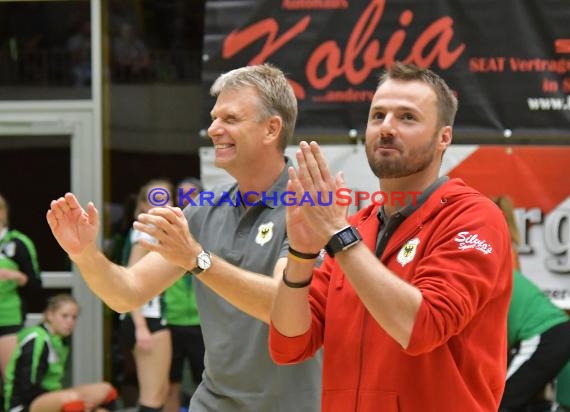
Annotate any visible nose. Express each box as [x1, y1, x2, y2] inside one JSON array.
[[379, 113, 396, 137], [207, 118, 222, 139]]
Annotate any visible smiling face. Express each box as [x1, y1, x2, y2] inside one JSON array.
[[45, 301, 79, 337], [365, 78, 451, 180], [207, 86, 275, 175]]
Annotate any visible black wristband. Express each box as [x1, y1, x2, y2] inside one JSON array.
[[288, 246, 320, 260], [282, 267, 312, 288]]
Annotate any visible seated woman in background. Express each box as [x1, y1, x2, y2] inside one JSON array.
[[3, 294, 117, 412]]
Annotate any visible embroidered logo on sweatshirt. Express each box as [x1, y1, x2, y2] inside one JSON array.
[[397, 238, 420, 266], [255, 222, 274, 246], [454, 231, 493, 255]]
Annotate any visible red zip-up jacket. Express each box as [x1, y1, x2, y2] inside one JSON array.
[[270, 179, 512, 412]]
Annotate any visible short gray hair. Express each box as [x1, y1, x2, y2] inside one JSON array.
[[210, 63, 297, 151]]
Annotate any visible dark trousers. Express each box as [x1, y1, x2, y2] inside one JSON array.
[[169, 325, 205, 386]]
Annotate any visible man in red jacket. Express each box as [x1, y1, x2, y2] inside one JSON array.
[[269, 62, 512, 412]]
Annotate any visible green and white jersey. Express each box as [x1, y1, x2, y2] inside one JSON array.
[[4, 324, 69, 411], [507, 270, 569, 346], [0, 228, 42, 327], [164, 276, 200, 326]]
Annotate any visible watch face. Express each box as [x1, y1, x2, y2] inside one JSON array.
[[338, 228, 357, 244], [325, 226, 362, 257], [197, 252, 211, 269]]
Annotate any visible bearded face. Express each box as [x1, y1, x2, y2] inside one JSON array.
[[364, 79, 445, 180], [365, 129, 439, 179]]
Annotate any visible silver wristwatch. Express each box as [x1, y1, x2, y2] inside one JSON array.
[[190, 250, 212, 276]]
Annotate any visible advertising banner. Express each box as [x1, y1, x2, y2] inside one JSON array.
[[204, 0, 570, 138]]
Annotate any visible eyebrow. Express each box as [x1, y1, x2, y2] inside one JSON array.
[[371, 103, 420, 112], [210, 109, 241, 120]]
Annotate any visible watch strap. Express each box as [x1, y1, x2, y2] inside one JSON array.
[[325, 225, 362, 257], [190, 266, 205, 276]]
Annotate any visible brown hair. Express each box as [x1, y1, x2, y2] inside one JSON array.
[[45, 293, 78, 314], [492, 195, 521, 246], [377, 62, 458, 129]]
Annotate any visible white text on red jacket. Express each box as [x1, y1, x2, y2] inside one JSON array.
[[454, 231, 493, 255]]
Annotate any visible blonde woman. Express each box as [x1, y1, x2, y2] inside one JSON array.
[[4, 294, 117, 412]]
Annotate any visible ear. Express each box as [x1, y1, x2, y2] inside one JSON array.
[[438, 125, 453, 151], [263, 115, 282, 145], [44, 311, 53, 324]]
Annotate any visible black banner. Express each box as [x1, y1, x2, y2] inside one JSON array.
[[203, 0, 570, 139]]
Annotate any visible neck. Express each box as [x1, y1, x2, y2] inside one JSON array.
[[231, 155, 286, 198], [379, 169, 441, 216], [43, 322, 55, 334]]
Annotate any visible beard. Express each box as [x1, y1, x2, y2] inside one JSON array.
[[366, 131, 439, 179]]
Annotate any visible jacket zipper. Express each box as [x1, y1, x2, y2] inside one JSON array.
[[353, 223, 425, 411], [355, 311, 367, 411]]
